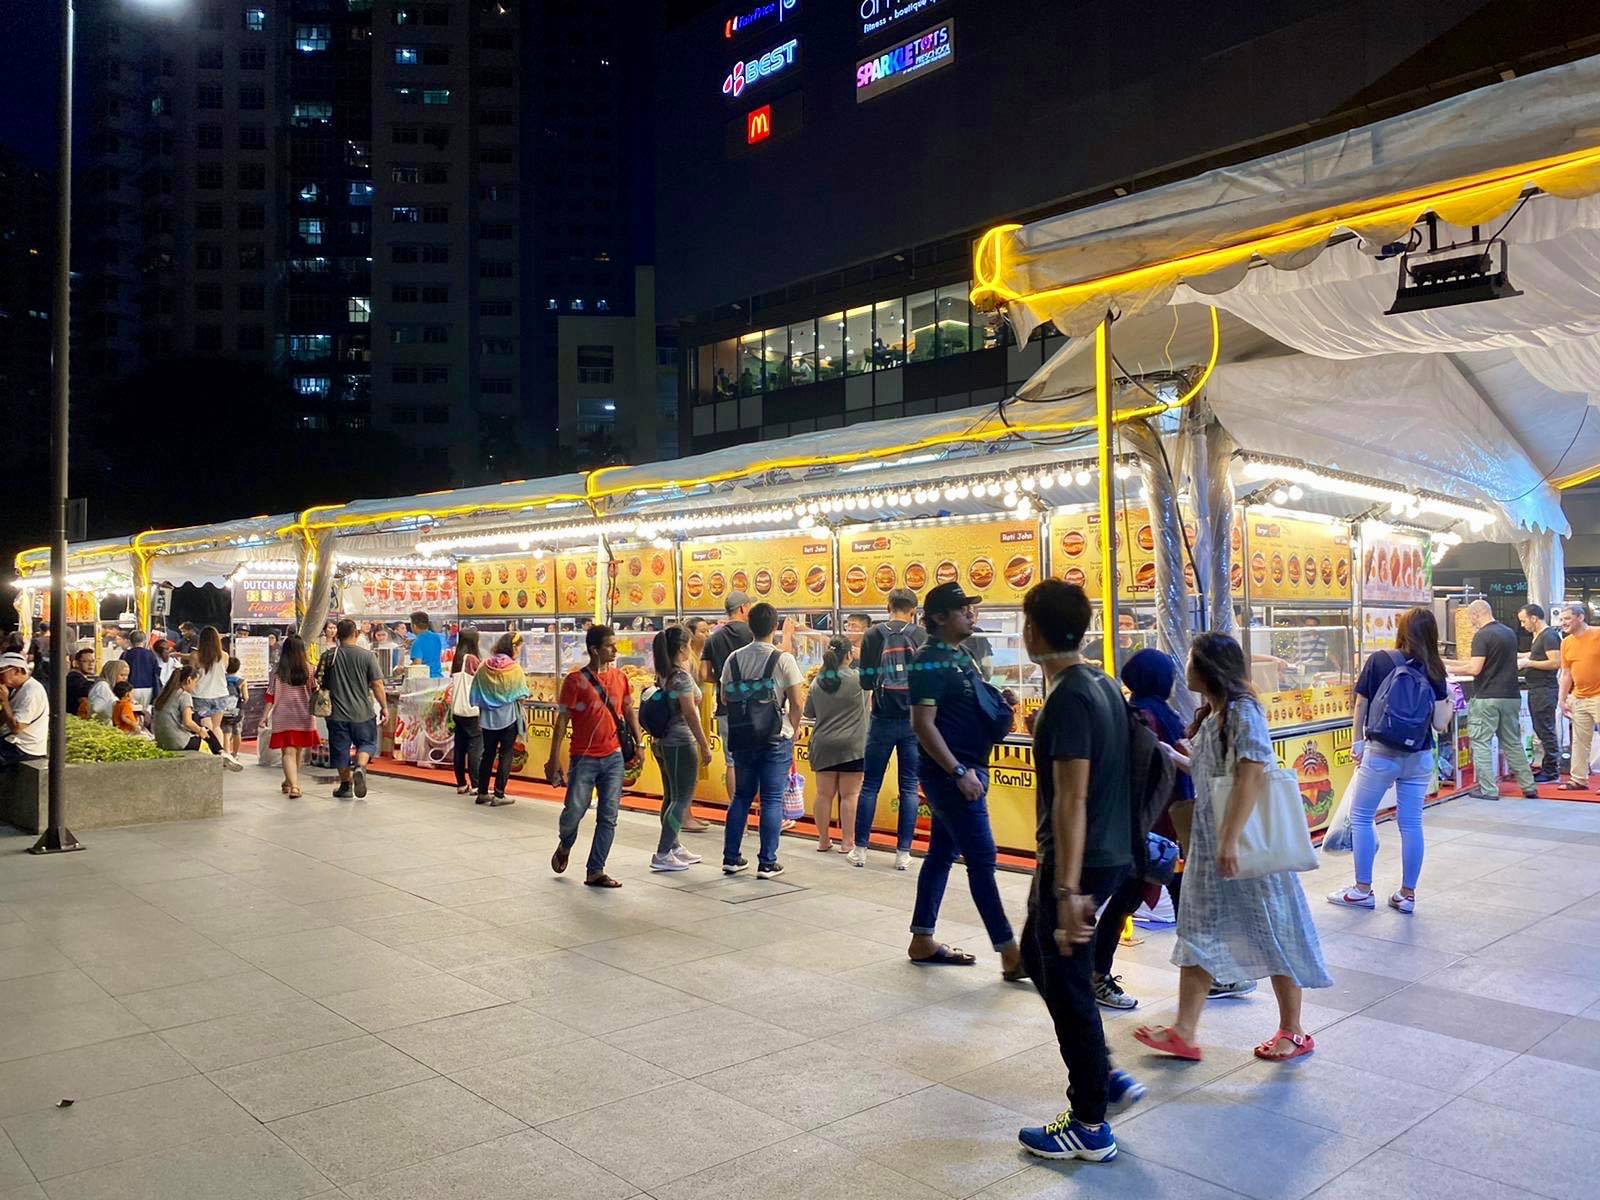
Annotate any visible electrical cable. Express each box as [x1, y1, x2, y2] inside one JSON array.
[[1487, 406, 1591, 505]]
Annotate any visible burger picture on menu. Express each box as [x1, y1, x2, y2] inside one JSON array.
[[565, 561, 578, 581], [1064, 567, 1086, 587], [874, 563, 896, 592], [1320, 556, 1334, 586], [1135, 562, 1157, 592], [806, 565, 828, 595], [650, 583, 667, 606], [627, 557, 642, 577], [515, 589, 529, 610], [480, 591, 493, 610], [708, 571, 726, 597], [1294, 741, 1334, 826], [1231, 561, 1244, 591], [779, 566, 799, 594], [936, 560, 959, 585], [564, 588, 579, 609], [1270, 553, 1285, 586], [1004, 555, 1033, 590], [1287, 554, 1301, 586], [685, 571, 704, 600], [463, 593, 476, 610], [1060, 530, 1086, 557], [1336, 557, 1350, 588], [585, 560, 597, 579], [627, 584, 645, 606], [1184, 562, 1197, 591], [1230, 525, 1242, 555], [904, 562, 927, 591], [1137, 524, 1155, 552], [650, 553, 668, 577], [535, 561, 549, 584], [731, 570, 749, 593], [498, 590, 511, 609], [515, 564, 528, 584], [463, 567, 475, 587], [753, 568, 773, 595], [844, 565, 869, 596], [969, 558, 995, 590], [1251, 551, 1267, 586], [534, 588, 548, 608]]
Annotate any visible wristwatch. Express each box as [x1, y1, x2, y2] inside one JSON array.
[[951, 764, 968, 780]]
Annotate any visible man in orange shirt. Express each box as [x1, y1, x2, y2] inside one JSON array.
[[1558, 602, 1600, 790]]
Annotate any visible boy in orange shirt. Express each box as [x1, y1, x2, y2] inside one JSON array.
[[111, 680, 142, 734]]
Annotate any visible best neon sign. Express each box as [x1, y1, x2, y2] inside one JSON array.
[[721, 37, 799, 99], [724, 0, 797, 40], [855, 19, 953, 102]]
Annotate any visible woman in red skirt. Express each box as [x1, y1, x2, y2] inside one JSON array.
[[264, 634, 320, 798]]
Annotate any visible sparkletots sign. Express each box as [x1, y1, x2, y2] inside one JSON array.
[[724, 0, 798, 41], [721, 37, 800, 99], [855, 18, 954, 102]]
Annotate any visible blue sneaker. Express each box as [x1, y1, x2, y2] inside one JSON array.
[[1018, 1110, 1117, 1162], [1107, 1069, 1146, 1112]]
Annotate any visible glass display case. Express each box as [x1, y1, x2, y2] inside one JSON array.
[[1244, 606, 1355, 694], [970, 610, 1045, 699]]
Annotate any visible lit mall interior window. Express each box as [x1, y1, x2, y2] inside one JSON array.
[[737, 332, 764, 395], [787, 318, 815, 385], [873, 297, 906, 369], [936, 284, 974, 354], [907, 289, 937, 361], [761, 327, 788, 390], [817, 312, 843, 380], [844, 306, 872, 375]]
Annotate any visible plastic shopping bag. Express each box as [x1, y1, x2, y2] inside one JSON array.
[[256, 714, 281, 768], [783, 763, 806, 822]]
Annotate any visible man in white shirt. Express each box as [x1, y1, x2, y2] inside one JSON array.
[[0, 652, 49, 765]]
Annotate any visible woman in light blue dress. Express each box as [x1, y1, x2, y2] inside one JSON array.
[[1135, 632, 1331, 1063]]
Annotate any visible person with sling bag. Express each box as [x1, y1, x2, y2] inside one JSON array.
[[548, 624, 643, 889]]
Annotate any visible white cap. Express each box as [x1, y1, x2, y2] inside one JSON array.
[[0, 653, 28, 672]]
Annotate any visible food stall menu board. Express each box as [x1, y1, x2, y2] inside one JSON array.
[[555, 551, 600, 616], [231, 577, 296, 622], [609, 545, 677, 615], [680, 535, 834, 612], [1262, 683, 1355, 731], [347, 571, 457, 617], [840, 518, 1040, 608], [1049, 507, 1245, 602], [1359, 529, 1431, 606], [36, 589, 100, 625], [1244, 514, 1352, 603], [458, 557, 557, 617]]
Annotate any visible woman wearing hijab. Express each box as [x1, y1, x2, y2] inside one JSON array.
[[470, 632, 530, 806]]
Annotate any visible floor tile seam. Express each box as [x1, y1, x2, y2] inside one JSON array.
[[1443, 1070, 1600, 1138], [450, 1069, 685, 1127], [1361, 1098, 1571, 1200], [286, 1119, 536, 1191], [210, 1054, 450, 1126], [150, 997, 360, 1072], [0, 1006, 159, 1067], [1108, 1145, 1261, 1199]]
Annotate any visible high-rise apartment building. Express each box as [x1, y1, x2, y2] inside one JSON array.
[[0, 147, 53, 458]]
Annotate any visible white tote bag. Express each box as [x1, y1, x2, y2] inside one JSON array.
[[449, 670, 479, 718], [1211, 759, 1319, 879]]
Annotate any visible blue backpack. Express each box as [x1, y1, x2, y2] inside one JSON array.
[[1365, 651, 1435, 751]]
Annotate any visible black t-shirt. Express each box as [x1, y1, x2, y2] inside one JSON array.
[[701, 620, 752, 714], [1034, 665, 1132, 876], [858, 619, 927, 718], [1527, 626, 1562, 694], [1471, 621, 1521, 700], [1355, 650, 1449, 749], [909, 638, 995, 768]]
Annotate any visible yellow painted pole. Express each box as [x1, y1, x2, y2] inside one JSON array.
[[133, 548, 152, 632], [1095, 318, 1119, 679]]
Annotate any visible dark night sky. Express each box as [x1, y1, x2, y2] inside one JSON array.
[[1, 0, 61, 167]]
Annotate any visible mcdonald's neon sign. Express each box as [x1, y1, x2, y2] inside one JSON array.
[[746, 104, 773, 145]]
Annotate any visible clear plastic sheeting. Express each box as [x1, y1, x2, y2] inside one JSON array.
[[1121, 420, 1190, 656], [1518, 529, 1567, 612], [1181, 398, 1238, 638], [297, 529, 337, 648]]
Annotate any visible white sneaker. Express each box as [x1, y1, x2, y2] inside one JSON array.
[[1388, 891, 1415, 914], [220, 753, 244, 773], [671, 845, 702, 865], [895, 851, 912, 871], [650, 851, 688, 872], [846, 846, 866, 868], [1327, 886, 1375, 908]]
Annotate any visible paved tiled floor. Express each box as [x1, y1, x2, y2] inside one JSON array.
[[2, 767, 1598, 1199]]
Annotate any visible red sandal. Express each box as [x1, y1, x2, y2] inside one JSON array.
[[1254, 1029, 1315, 1061], [1133, 1024, 1203, 1061]]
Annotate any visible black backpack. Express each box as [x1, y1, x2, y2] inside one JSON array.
[[871, 620, 919, 705], [639, 683, 674, 739], [1121, 690, 1177, 879], [725, 648, 783, 754]]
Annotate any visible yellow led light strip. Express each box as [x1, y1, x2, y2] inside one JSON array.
[[970, 144, 1600, 311], [1554, 463, 1600, 490]]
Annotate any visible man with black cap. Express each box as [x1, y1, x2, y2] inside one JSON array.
[[702, 591, 753, 806], [905, 580, 1024, 980]]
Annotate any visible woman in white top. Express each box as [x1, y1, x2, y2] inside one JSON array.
[[86, 659, 128, 722], [189, 626, 234, 752]]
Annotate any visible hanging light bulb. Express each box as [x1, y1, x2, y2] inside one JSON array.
[[870, 493, 885, 509], [984, 482, 1002, 498], [1114, 464, 1133, 480], [1272, 488, 1289, 504], [517, 540, 531, 551], [1002, 493, 1020, 509], [1002, 479, 1017, 494], [1287, 485, 1304, 501], [1014, 497, 1034, 517], [1019, 476, 1037, 492], [1074, 469, 1092, 487]]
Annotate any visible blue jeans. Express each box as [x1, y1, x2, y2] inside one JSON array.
[[559, 750, 623, 877], [725, 737, 791, 868], [911, 767, 1017, 951], [1349, 745, 1431, 891], [854, 714, 921, 852]]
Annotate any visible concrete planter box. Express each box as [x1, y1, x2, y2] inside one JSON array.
[[0, 755, 224, 835]]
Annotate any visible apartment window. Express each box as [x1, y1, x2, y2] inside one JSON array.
[[238, 325, 265, 352], [391, 325, 418, 344], [422, 4, 449, 25], [422, 89, 450, 107], [480, 300, 512, 317], [392, 5, 416, 23], [298, 218, 324, 245], [422, 405, 448, 424], [478, 147, 512, 165], [478, 30, 513, 49], [481, 377, 512, 394], [571, 299, 585, 312], [295, 25, 330, 52], [578, 345, 614, 385], [421, 205, 448, 224], [239, 284, 265, 311], [239, 46, 266, 69], [391, 366, 418, 384], [299, 181, 322, 203], [391, 206, 419, 223], [414, 286, 444, 305], [200, 7, 224, 30], [196, 161, 224, 189], [238, 162, 266, 189], [421, 244, 448, 263], [422, 126, 449, 149], [546, 298, 558, 311], [480, 223, 512, 241], [423, 46, 450, 65], [421, 366, 449, 384], [239, 85, 265, 111], [479, 261, 513, 280], [391, 164, 420, 184], [422, 164, 448, 184], [195, 324, 223, 352], [295, 376, 331, 396], [289, 334, 332, 359], [392, 126, 419, 145], [243, 8, 266, 32], [392, 86, 419, 106], [394, 47, 419, 65], [195, 203, 223, 229], [194, 284, 223, 311], [195, 243, 222, 270], [479, 68, 513, 88], [481, 337, 513, 356], [239, 125, 266, 149], [391, 405, 418, 424], [238, 244, 264, 269], [390, 245, 418, 264], [422, 324, 448, 344], [348, 181, 373, 207], [197, 45, 223, 69], [196, 83, 223, 110], [347, 297, 371, 324], [292, 102, 333, 127], [478, 108, 513, 127], [479, 182, 514, 202]]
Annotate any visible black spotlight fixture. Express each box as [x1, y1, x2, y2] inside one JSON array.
[[1386, 214, 1523, 315]]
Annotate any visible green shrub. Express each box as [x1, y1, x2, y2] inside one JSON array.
[[64, 716, 179, 764]]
